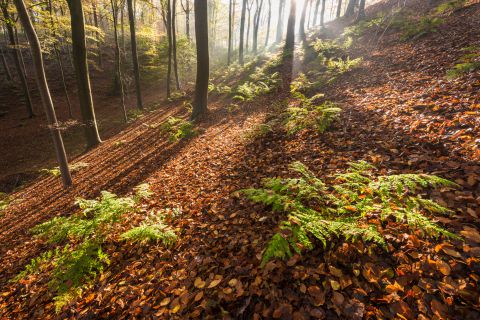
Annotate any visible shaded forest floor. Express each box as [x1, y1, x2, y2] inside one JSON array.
[[1, 0, 480, 319]]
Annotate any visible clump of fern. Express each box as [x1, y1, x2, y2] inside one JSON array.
[[13, 184, 153, 312], [446, 46, 480, 79], [40, 162, 89, 177], [0, 192, 11, 213], [435, 0, 466, 15], [326, 57, 363, 76], [233, 72, 280, 102], [160, 116, 197, 142], [285, 92, 341, 134], [290, 73, 314, 94], [240, 161, 460, 266], [243, 119, 278, 141], [121, 208, 181, 246], [344, 15, 387, 37], [401, 16, 444, 41]]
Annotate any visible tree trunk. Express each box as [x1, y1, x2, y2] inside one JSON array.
[[299, 0, 309, 40], [252, 0, 263, 53], [14, 0, 72, 187], [166, 0, 173, 97], [1, 5, 34, 118], [172, 0, 180, 90], [192, 0, 208, 120], [336, 0, 342, 18], [356, 0, 366, 21], [314, 0, 321, 25], [284, 0, 296, 52], [67, 0, 102, 149], [239, 0, 247, 65], [227, 0, 233, 65], [276, 0, 285, 43], [345, 0, 357, 17], [246, 1, 252, 53], [126, 0, 143, 109], [48, 0, 73, 118], [264, 0, 271, 47], [92, 2, 103, 69], [321, 0, 326, 26], [0, 41, 13, 81], [181, 0, 191, 40], [111, 0, 127, 122]]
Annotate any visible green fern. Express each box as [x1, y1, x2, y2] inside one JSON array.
[[121, 209, 180, 246], [285, 92, 341, 134], [240, 161, 461, 266], [160, 117, 197, 142], [14, 185, 154, 311]]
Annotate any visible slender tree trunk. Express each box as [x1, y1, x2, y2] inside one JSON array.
[[67, 0, 102, 148], [276, 0, 285, 43], [299, 0, 309, 40], [14, 0, 72, 187], [227, 0, 233, 65], [1, 5, 34, 118], [192, 0, 208, 120], [314, 0, 320, 25], [336, 0, 342, 18], [111, 0, 127, 122], [92, 2, 103, 69], [252, 0, 263, 53], [345, 0, 357, 17], [0, 42, 13, 81], [182, 0, 190, 40], [356, 0, 366, 21], [264, 0, 271, 47], [166, 0, 173, 97], [246, 2, 251, 53], [239, 0, 247, 65], [320, 0, 326, 26], [172, 0, 180, 90], [284, 0, 296, 52], [120, 3, 126, 59], [126, 0, 143, 109], [48, 0, 73, 118]]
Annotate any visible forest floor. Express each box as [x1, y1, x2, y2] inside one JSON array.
[[1, 0, 480, 319]]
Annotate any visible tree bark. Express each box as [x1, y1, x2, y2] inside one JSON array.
[[67, 0, 102, 148], [14, 0, 72, 187], [336, 0, 342, 18], [239, 0, 247, 65], [264, 0, 271, 47], [111, 0, 127, 122], [92, 2, 103, 69], [345, 0, 357, 17], [299, 0, 309, 40], [1, 4, 34, 118], [227, 0, 233, 65], [356, 0, 366, 21], [252, 0, 263, 53], [172, 0, 180, 90], [320, 0, 326, 26], [275, 0, 285, 43], [284, 0, 296, 52], [165, 0, 173, 97], [314, 0, 321, 25], [192, 0, 209, 120], [0, 43, 12, 80], [126, 0, 143, 109]]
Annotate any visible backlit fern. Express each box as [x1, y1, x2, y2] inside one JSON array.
[[240, 161, 460, 266], [446, 46, 480, 79], [160, 117, 197, 142], [14, 184, 154, 312], [285, 92, 341, 134]]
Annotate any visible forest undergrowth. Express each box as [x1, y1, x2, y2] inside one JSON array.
[[1, 0, 479, 319]]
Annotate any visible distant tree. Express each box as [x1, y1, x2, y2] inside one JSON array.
[[320, 0, 326, 26], [191, 0, 209, 119], [110, 0, 127, 122], [336, 0, 342, 18], [239, 0, 247, 65], [276, 0, 286, 43], [14, 0, 72, 187], [180, 0, 191, 40], [299, 0, 309, 40], [0, 43, 12, 81], [67, 0, 102, 149], [172, 0, 180, 90], [228, 0, 233, 65], [164, 0, 173, 97], [314, 0, 321, 25], [1, 0, 34, 118], [264, 0, 271, 47], [252, 0, 263, 53], [345, 0, 358, 17], [245, 0, 253, 53], [357, 0, 366, 21], [284, 0, 296, 52], [126, 0, 143, 109], [92, 1, 102, 69]]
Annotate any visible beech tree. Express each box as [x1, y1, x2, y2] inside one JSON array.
[[284, 0, 296, 52], [276, 0, 286, 43], [126, 0, 143, 109], [191, 0, 209, 119], [239, 0, 247, 65], [299, 0, 309, 40], [1, 0, 34, 118], [67, 0, 102, 149], [14, 0, 72, 187]]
